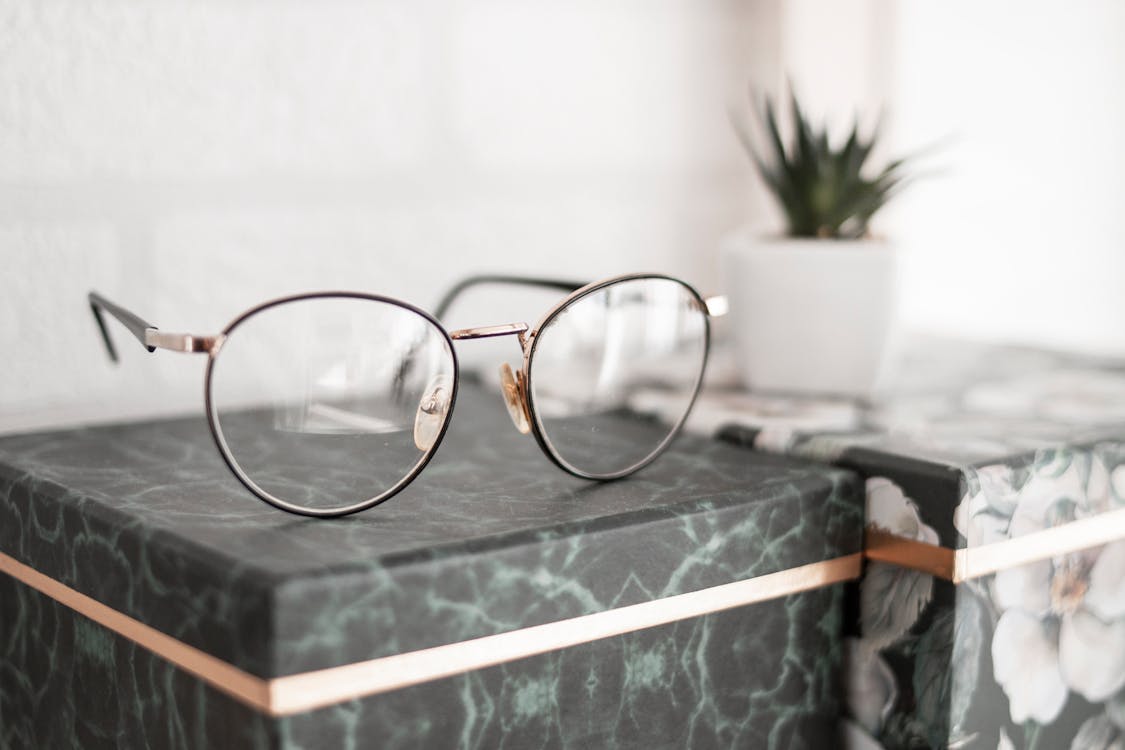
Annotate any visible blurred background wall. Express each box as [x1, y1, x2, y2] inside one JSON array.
[[773, 0, 1125, 357], [1, 0, 1123, 430], [888, 0, 1125, 357], [0, 0, 775, 428]]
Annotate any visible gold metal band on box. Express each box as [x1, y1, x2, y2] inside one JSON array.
[[865, 504, 1125, 583], [955, 505, 1125, 581], [864, 528, 956, 580], [0, 550, 862, 717], [8, 505, 1120, 715], [0, 551, 269, 710]]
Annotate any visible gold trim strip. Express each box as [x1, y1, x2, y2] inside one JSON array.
[[956, 505, 1125, 582], [865, 506, 1125, 583], [267, 554, 863, 715], [864, 528, 956, 580], [0, 551, 271, 711], [0, 550, 862, 717]]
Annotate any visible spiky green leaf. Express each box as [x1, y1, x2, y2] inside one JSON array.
[[735, 89, 925, 239]]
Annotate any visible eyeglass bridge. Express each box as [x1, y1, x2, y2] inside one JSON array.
[[448, 322, 529, 342], [447, 322, 534, 435]]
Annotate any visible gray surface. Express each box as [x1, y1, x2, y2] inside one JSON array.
[[0, 382, 863, 677]]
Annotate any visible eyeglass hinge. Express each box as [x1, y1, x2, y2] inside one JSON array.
[[704, 296, 729, 317], [144, 329, 225, 354]]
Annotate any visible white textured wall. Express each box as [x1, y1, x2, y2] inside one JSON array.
[[778, 0, 1125, 358], [886, 0, 1125, 356], [0, 1, 778, 431], [10, 1, 1117, 434]]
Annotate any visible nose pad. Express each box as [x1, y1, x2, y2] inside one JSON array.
[[498, 363, 531, 435], [413, 374, 453, 451]]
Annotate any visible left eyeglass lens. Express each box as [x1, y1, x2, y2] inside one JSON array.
[[527, 276, 708, 478], [207, 296, 455, 513]]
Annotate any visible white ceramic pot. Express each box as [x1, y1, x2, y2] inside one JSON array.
[[720, 230, 897, 397]]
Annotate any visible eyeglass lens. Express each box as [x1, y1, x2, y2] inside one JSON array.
[[527, 277, 708, 478], [207, 296, 455, 514]]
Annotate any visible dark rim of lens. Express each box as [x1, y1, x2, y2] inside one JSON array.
[[524, 274, 710, 481], [204, 291, 459, 518]]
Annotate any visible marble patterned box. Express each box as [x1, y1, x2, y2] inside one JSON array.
[[0, 383, 863, 749], [687, 339, 1125, 750]]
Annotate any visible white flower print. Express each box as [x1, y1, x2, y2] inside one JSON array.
[[959, 448, 1125, 725], [991, 609, 1068, 723], [861, 478, 940, 649], [842, 637, 897, 736]]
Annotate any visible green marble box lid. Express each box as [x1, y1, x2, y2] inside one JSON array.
[[670, 338, 1125, 749], [681, 338, 1125, 551], [0, 382, 863, 701]]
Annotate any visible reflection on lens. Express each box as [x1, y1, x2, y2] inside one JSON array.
[[207, 295, 456, 514], [527, 276, 708, 478]]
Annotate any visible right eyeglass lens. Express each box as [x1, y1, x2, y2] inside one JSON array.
[[527, 277, 708, 478], [207, 295, 455, 515]]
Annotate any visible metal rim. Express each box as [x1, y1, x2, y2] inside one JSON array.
[[522, 273, 711, 481], [204, 291, 460, 518]]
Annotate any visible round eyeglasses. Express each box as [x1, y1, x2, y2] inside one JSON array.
[[88, 274, 719, 517]]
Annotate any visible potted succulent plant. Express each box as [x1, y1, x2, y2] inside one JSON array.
[[722, 89, 917, 396]]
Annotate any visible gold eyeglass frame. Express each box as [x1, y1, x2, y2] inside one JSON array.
[[88, 273, 726, 518]]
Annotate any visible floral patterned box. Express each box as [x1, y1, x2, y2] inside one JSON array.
[[0, 382, 863, 749], [684, 338, 1125, 749]]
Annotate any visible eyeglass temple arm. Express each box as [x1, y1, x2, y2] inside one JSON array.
[[433, 275, 588, 321], [434, 274, 729, 320], [88, 291, 157, 362], [88, 291, 218, 362]]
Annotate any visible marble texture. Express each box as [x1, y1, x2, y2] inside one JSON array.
[[2, 573, 848, 749], [0, 381, 862, 746], [702, 340, 1125, 749], [708, 339, 1125, 549]]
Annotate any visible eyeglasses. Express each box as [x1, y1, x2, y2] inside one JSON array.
[[88, 274, 724, 517]]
